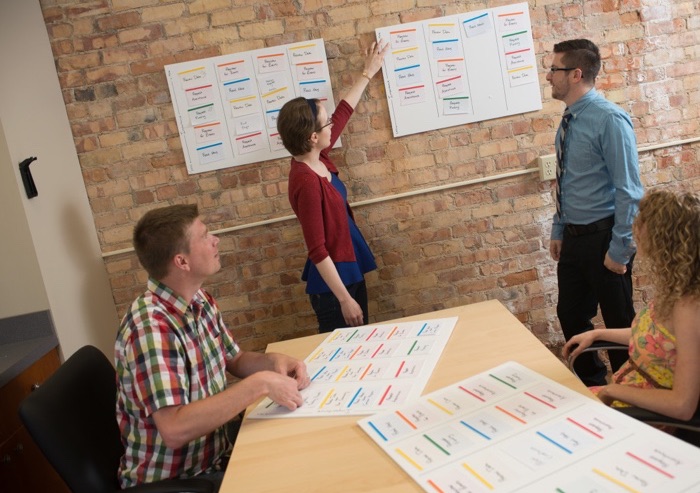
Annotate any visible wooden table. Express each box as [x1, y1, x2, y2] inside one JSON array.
[[222, 300, 594, 492]]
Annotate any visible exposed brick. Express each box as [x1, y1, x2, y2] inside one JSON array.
[[238, 20, 284, 40], [121, 140, 168, 160], [75, 136, 99, 153], [38, 0, 700, 355], [102, 45, 149, 65], [96, 83, 119, 98], [152, 152, 185, 169], [163, 15, 211, 36], [71, 117, 117, 137], [74, 87, 95, 101], [118, 24, 163, 44], [113, 193, 135, 209], [79, 147, 123, 168], [111, 0, 159, 10], [73, 33, 120, 51], [213, 8, 257, 28], [188, 0, 232, 15], [174, 46, 221, 64], [141, 4, 185, 23], [85, 64, 130, 83], [150, 36, 194, 57], [96, 11, 141, 31], [82, 167, 109, 183], [65, 1, 109, 19], [48, 23, 73, 39], [41, 6, 64, 24], [133, 189, 155, 204], [70, 17, 96, 36]]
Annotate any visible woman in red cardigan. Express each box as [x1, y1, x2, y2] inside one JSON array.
[[277, 41, 387, 332]]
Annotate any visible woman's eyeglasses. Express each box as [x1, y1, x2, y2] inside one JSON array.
[[316, 119, 333, 131]]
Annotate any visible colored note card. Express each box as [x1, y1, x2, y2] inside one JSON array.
[[390, 28, 418, 49], [193, 122, 222, 144], [247, 317, 458, 418], [463, 12, 491, 37], [358, 361, 700, 492], [196, 142, 225, 165], [217, 59, 248, 82], [443, 97, 472, 115], [223, 77, 254, 100], [188, 103, 217, 126], [296, 61, 324, 81], [185, 84, 215, 107], [178, 66, 208, 90], [392, 47, 420, 70]]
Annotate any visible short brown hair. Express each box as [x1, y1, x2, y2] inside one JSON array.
[[553, 39, 601, 83], [133, 204, 199, 280], [277, 97, 319, 156]]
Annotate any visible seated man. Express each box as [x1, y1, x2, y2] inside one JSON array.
[[115, 204, 310, 489]]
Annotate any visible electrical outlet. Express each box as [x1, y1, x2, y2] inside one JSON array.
[[537, 155, 557, 181]]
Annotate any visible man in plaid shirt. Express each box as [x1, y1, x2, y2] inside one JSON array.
[[115, 204, 310, 489]]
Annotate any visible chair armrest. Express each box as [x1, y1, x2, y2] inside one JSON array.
[[575, 340, 628, 353], [616, 406, 700, 432], [124, 478, 215, 493], [566, 340, 628, 371]]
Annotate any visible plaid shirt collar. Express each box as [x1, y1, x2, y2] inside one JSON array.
[[147, 277, 204, 316]]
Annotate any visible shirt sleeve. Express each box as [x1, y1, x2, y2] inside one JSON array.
[[291, 170, 330, 264], [602, 112, 643, 264], [551, 213, 564, 240]]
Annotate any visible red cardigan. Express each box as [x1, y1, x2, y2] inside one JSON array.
[[288, 100, 356, 265]]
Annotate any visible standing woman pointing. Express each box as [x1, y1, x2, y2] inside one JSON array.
[[277, 41, 388, 333]]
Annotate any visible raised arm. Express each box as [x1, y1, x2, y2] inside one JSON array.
[[342, 41, 388, 109]]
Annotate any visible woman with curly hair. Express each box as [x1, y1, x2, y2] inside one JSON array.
[[563, 188, 700, 421]]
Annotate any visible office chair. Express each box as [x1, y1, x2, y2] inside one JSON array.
[[567, 340, 700, 446], [19, 345, 214, 493]]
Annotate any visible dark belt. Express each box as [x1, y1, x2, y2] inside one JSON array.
[[565, 216, 615, 237]]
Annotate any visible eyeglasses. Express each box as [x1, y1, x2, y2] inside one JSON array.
[[549, 67, 577, 73], [316, 119, 333, 132]]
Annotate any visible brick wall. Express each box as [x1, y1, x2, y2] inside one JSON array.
[[40, 0, 700, 352]]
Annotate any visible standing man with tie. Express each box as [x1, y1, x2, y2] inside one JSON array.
[[547, 39, 644, 386]]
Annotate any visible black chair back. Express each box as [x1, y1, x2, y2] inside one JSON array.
[[19, 345, 124, 493]]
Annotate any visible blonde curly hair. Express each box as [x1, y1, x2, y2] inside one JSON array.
[[634, 188, 700, 320]]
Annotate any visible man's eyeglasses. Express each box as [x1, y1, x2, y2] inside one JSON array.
[[316, 119, 333, 132], [549, 67, 577, 73]]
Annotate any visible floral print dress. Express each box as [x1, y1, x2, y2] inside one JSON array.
[[591, 303, 676, 406]]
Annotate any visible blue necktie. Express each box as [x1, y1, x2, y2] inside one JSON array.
[[555, 108, 572, 219]]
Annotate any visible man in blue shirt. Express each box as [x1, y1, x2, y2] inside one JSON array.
[[547, 39, 644, 386]]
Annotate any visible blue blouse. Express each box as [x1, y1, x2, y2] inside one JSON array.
[[302, 174, 376, 294]]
